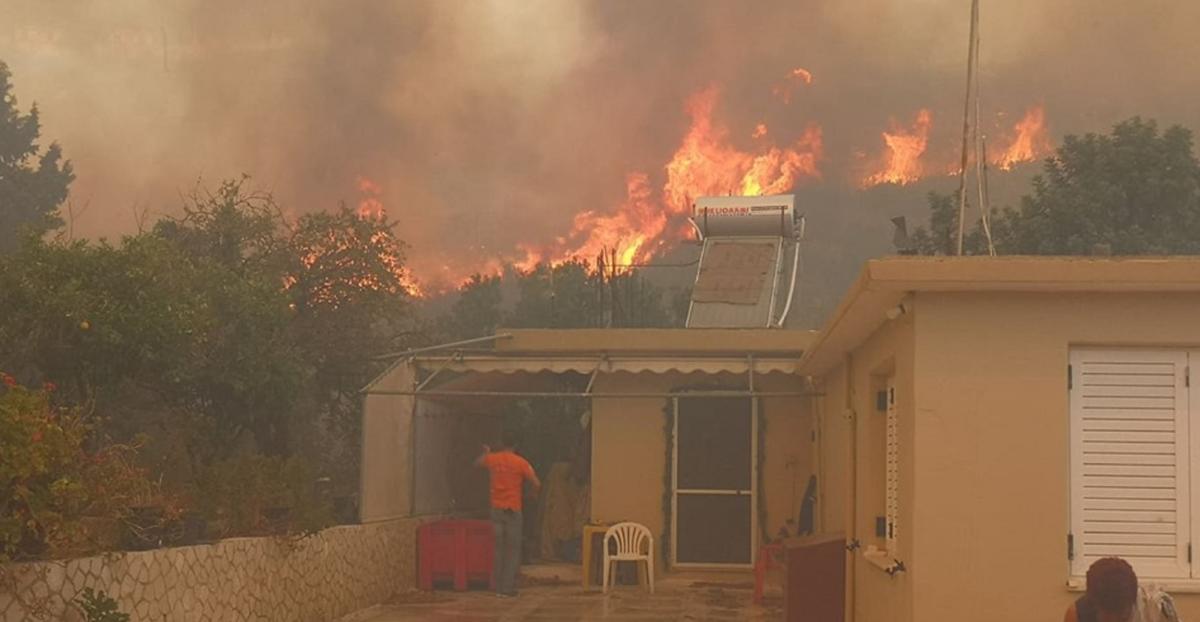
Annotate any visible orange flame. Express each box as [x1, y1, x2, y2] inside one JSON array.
[[496, 85, 821, 278], [992, 105, 1051, 170], [355, 175, 386, 221], [350, 176, 425, 297], [791, 67, 814, 84], [772, 67, 815, 104], [664, 86, 821, 211], [863, 109, 933, 187], [752, 123, 768, 139]]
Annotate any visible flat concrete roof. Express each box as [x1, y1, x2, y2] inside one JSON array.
[[859, 255, 1200, 291], [800, 256, 1200, 376], [495, 327, 816, 356]]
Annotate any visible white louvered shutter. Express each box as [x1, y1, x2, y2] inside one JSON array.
[[1069, 349, 1190, 579], [886, 383, 899, 556]]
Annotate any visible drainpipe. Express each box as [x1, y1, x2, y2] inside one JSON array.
[[812, 383, 823, 535], [845, 353, 857, 622]]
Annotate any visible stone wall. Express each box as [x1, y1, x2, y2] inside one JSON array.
[[0, 517, 428, 621]]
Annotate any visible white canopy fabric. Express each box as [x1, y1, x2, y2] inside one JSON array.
[[406, 354, 801, 377]]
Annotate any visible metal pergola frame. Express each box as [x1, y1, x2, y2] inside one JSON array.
[[361, 331, 822, 399]]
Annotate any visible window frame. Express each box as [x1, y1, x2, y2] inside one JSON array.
[[1068, 347, 1195, 581], [885, 381, 899, 557]]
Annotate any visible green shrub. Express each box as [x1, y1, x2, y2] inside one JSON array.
[[197, 452, 332, 538], [75, 587, 130, 622], [0, 374, 150, 561]]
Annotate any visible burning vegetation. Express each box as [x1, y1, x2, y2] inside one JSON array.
[[381, 84, 827, 293], [992, 105, 1051, 170], [319, 57, 1056, 297], [362, 79, 1052, 297], [863, 109, 934, 187], [520, 83, 822, 282]]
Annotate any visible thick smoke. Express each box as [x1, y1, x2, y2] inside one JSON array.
[[2, 0, 1198, 293]]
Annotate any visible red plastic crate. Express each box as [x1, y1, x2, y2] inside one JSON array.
[[418, 519, 495, 591]]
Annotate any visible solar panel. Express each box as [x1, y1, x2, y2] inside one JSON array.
[[692, 240, 778, 305], [685, 195, 802, 329]]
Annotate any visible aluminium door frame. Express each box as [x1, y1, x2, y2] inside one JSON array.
[[671, 394, 758, 569]]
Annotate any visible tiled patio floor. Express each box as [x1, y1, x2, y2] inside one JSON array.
[[349, 567, 783, 622]]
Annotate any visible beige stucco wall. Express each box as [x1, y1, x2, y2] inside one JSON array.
[[908, 291, 1200, 622], [589, 371, 811, 570], [590, 372, 671, 552], [758, 373, 813, 545], [815, 309, 916, 622]]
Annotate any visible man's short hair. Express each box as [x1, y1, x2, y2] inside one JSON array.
[[1086, 557, 1138, 613]]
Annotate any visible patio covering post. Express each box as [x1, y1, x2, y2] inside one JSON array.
[[360, 359, 417, 522]]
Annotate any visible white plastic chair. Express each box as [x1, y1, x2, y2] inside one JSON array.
[[602, 522, 654, 594]]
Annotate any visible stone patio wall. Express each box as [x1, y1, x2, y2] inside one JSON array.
[[0, 517, 430, 621]]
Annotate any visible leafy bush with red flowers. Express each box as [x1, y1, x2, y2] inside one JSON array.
[[0, 374, 149, 561]]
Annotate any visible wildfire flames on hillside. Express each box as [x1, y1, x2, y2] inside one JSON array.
[[862, 109, 934, 187], [10, 1, 1192, 307], [365, 78, 1050, 297], [366, 84, 827, 295], [994, 106, 1051, 171]]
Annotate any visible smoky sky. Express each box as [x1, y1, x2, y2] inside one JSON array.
[[2, 0, 1199, 288]]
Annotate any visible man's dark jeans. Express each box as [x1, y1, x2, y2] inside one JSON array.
[[491, 508, 522, 595]]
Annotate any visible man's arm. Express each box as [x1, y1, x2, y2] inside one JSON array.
[[524, 460, 542, 493], [475, 444, 491, 468]]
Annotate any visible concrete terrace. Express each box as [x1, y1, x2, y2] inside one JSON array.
[[345, 566, 784, 622]]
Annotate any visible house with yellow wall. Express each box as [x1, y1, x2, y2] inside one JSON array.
[[361, 328, 818, 571], [360, 255, 1200, 620], [803, 256, 1200, 621]]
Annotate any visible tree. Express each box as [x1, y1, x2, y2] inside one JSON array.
[[439, 274, 504, 340], [153, 177, 286, 274], [285, 205, 417, 461], [155, 184, 419, 456], [437, 259, 678, 341], [907, 118, 1200, 256], [999, 118, 1200, 254], [0, 61, 74, 252], [908, 192, 993, 256], [0, 178, 419, 468], [507, 260, 673, 329], [509, 261, 602, 329]]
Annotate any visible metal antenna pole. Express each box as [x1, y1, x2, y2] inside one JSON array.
[[971, 1, 995, 257], [955, 0, 980, 255], [980, 136, 997, 255]]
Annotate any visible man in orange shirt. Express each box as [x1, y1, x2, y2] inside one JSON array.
[[476, 431, 541, 597]]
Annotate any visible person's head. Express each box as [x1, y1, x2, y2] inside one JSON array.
[[1086, 557, 1138, 622], [498, 430, 519, 451]]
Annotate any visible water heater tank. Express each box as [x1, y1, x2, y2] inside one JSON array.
[[693, 195, 797, 238]]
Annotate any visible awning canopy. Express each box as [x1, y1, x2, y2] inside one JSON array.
[[407, 353, 801, 376], [359, 330, 815, 405]]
